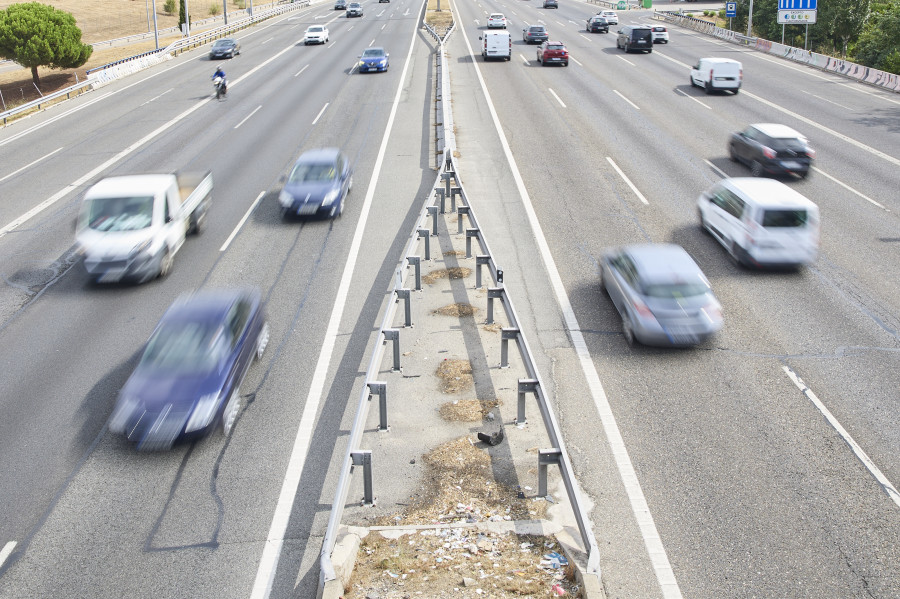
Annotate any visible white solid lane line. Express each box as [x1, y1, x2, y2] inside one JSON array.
[[607, 157, 650, 205], [220, 191, 264, 252], [248, 10, 421, 599], [0, 147, 63, 184], [675, 88, 711, 109], [782, 366, 900, 509], [295, 64, 309, 77], [613, 89, 640, 110], [0, 541, 15, 569], [312, 103, 329, 125], [461, 19, 682, 599], [703, 159, 728, 178], [234, 105, 263, 129], [549, 88, 566, 108], [811, 166, 888, 211]]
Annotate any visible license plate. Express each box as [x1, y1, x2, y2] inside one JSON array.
[[368, 67, 378, 71], [781, 161, 800, 169], [298, 204, 318, 215], [99, 268, 126, 283], [550, 57, 561, 61]]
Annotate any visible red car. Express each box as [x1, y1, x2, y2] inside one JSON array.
[[537, 41, 568, 66]]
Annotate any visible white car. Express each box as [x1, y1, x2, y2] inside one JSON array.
[[304, 25, 329, 45], [648, 24, 669, 43], [487, 13, 508, 29], [599, 10, 618, 24]]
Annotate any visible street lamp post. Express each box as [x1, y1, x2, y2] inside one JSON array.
[[747, 0, 754, 37], [152, 0, 159, 49]]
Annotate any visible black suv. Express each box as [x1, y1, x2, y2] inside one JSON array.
[[616, 25, 653, 53], [523, 25, 549, 44], [543, 0, 558, 7], [586, 16, 609, 33], [729, 123, 815, 178]]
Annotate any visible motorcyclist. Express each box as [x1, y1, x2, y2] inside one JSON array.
[[212, 67, 227, 95]]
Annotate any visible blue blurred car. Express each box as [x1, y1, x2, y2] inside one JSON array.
[[108, 289, 269, 450], [358, 47, 389, 72], [278, 148, 353, 219]]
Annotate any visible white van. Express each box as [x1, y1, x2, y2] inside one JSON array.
[[690, 57, 742, 94], [480, 30, 511, 61], [697, 177, 819, 268]]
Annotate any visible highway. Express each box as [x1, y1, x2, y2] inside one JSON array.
[[0, 0, 898, 596]]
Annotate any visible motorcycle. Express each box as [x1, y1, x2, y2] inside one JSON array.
[[213, 75, 226, 99]]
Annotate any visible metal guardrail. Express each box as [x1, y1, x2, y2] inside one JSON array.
[[318, 14, 600, 598], [0, 0, 310, 125]]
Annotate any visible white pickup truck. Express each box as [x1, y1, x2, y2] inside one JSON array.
[[75, 171, 212, 284]]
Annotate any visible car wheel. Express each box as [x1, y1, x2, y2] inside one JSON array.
[[704, 82, 712, 95], [800, 169, 810, 179], [689, 75, 696, 87], [563, 61, 568, 66], [732, 88, 739, 95], [190, 207, 207, 235], [750, 160, 764, 177], [622, 314, 636, 346], [256, 322, 270, 360], [624, 43, 629, 53], [729, 241, 746, 267], [728, 143, 738, 162], [158, 248, 173, 278], [698, 207, 710, 235], [222, 387, 241, 435]]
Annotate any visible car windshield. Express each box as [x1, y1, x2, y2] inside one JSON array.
[[309, 26, 323, 32], [642, 281, 709, 299], [140, 321, 231, 373], [770, 137, 808, 151], [530, 27, 545, 32], [84, 196, 153, 231], [213, 40, 232, 48], [547, 44, 565, 50], [761, 210, 808, 227], [289, 161, 337, 183], [362, 49, 385, 58]]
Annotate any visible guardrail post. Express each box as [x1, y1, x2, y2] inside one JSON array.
[[383, 329, 400, 371], [436, 187, 446, 213], [440, 173, 454, 213], [451, 187, 461, 212], [407, 256, 422, 291], [500, 328, 519, 368], [517, 379, 538, 425], [417, 228, 431, 261], [475, 256, 490, 288], [457, 206, 470, 234], [486, 287, 504, 325], [427, 206, 439, 236], [538, 449, 562, 497], [367, 381, 388, 432], [395, 288, 412, 327], [465, 228, 479, 258], [350, 450, 375, 505]]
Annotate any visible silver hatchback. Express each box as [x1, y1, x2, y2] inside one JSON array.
[[601, 243, 723, 346]]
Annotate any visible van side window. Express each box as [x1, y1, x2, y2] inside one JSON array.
[[226, 300, 252, 348], [712, 188, 745, 219]]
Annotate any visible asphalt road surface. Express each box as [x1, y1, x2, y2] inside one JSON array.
[[0, 0, 898, 597]]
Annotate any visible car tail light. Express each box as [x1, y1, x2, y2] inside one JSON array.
[[762, 146, 777, 159], [709, 68, 714, 81], [806, 147, 816, 159], [632, 299, 654, 318], [739, 68, 743, 82]]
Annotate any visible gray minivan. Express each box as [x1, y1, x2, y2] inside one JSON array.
[[616, 25, 653, 53]]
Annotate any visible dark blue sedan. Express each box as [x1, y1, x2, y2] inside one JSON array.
[[357, 47, 389, 72], [108, 289, 269, 450], [278, 148, 353, 219]]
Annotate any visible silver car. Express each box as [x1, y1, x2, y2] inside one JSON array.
[[601, 243, 723, 346]]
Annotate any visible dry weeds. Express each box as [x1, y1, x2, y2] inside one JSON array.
[[348, 437, 572, 598], [439, 398, 500, 422], [436, 358, 473, 394], [433, 302, 477, 317], [423, 266, 470, 285]]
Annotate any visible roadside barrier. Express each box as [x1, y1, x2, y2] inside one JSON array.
[[0, 0, 311, 125], [656, 11, 900, 93], [317, 12, 602, 599]]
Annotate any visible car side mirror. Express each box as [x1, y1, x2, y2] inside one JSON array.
[[479, 35, 483, 40]]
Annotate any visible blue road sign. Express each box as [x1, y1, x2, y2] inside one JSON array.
[[778, 0, 816, 9], [725, 2, 737, 17]]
